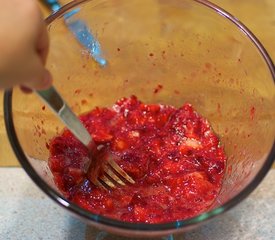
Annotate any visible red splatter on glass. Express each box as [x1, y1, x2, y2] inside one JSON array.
[[74, 89, 81, 94], [250, 106, 256, 120], [81, 99, 88, 105], [154, 84, 163, 94]]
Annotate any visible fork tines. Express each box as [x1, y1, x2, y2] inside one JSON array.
[[92, 159, 135, 189]]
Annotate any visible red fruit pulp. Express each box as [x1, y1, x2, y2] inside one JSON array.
[[48, 96, 226, 223]]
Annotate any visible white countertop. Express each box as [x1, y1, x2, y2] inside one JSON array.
[[0, 168, 274, 240]]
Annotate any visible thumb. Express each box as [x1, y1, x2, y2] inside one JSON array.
[[23, 52, 53, 90]]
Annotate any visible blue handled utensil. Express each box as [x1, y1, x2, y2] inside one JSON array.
[[42, 0, 107, 67]]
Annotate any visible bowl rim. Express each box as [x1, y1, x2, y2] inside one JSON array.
[[4, 0, 275, 232]]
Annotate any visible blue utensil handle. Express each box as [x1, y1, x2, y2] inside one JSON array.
[[41, 0, 107, 67], [42, 0, 61, 12]]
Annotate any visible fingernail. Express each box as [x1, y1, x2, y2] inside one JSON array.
[[20, 85, 33, 94]]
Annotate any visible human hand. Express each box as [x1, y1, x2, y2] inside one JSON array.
[[0, 0, 52, 92]]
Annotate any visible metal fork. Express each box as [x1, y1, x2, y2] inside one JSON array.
[[36, 87, 135, 189]]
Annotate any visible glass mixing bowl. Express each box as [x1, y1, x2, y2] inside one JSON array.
[[4, 0, 275, 237]]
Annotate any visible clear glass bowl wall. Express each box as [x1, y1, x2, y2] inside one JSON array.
[[4, 0, 275, 237]]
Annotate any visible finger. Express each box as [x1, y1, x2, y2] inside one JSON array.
[[25, 68, 53, 90], [23, 51, 53, 90]]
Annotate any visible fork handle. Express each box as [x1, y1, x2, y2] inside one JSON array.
[[40, 0, 61, 12], [36, 87, 92, 147]]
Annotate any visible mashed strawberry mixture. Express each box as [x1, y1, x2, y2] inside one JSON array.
[[48, 96, 226, 223]]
